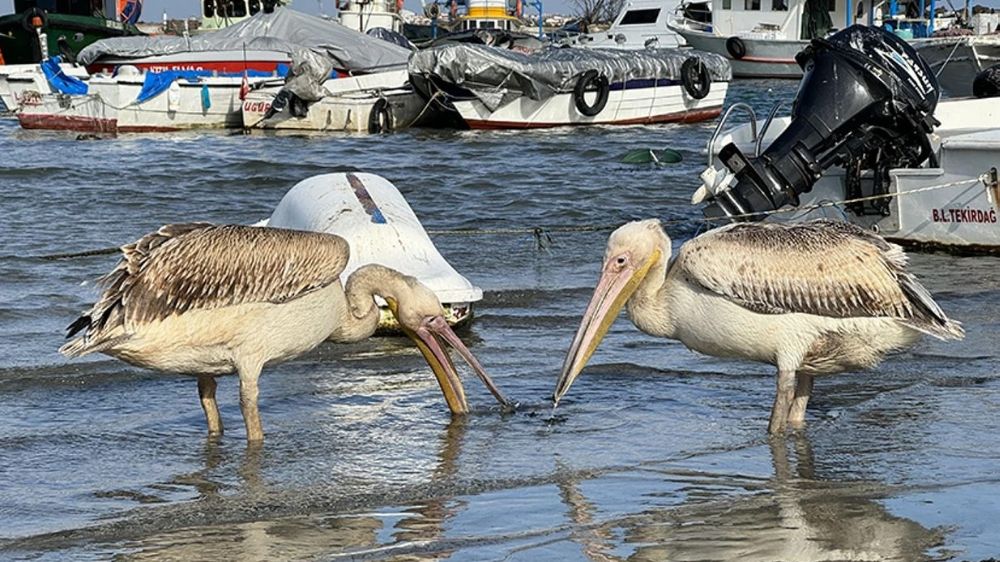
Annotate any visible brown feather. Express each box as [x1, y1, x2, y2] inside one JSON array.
[[675, 220, 955, 335], [62, 224, 350, 355]]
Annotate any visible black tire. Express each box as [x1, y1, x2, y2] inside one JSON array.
[[368, 97, 393, 133], [680, 58, 711, 99], [572, 69, 609, 117], [725, 36, 746, 59], [22, 8, 47, 32]]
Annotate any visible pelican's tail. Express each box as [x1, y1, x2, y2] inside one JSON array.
[[60, 314, 95, 357], [899, 273, 965, 341]]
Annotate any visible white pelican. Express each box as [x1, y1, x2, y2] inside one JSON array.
[[553, 219, 964, 433], [61, 223, 512, 442]]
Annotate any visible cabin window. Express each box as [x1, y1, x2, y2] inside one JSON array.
[[826, 0, 835, 10], [230, 1, 248, 17], [722, 0, 731, 8], [744, 0, 760, 10], [249, 0, 261, 14], [203, 0, 214, 17], [483, 20, 496, 28], [620, 9, 660, 25], [772, 0, 787, 9]]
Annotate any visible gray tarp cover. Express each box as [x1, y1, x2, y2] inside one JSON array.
[[408, 44, 732, 110], [77, 8, 411, 73]]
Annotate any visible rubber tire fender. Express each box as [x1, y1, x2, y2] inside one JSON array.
[[725, 36, 746, 59], [681, 57, 711, 100], [572, 69, 610, 117], [368, 97, 393, 133]]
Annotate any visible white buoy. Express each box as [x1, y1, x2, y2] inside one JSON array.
[[264, 172, 483, 328]]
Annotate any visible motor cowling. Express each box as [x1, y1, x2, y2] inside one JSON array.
[[702, 25, 940, 221]]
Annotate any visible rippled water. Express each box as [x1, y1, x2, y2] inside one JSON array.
[[2, 79, 999, 561]]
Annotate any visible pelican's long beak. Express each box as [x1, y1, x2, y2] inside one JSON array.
[[553, 249, 661, 406], [391, 301, 515, 414]]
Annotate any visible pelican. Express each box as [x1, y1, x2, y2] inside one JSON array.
[[61, 223, 513, 442], [553, 219, 964, 433]]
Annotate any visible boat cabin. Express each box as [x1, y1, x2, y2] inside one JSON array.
[[701, 0, 940, 40], [455, 0, 521, 31], [14, 0, 118, 18], [201, 0, 280, 30]]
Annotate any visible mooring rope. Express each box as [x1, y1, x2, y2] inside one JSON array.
[[30, 173, 993, 261]]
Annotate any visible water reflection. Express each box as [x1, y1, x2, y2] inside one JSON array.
[[118, 420, 470, 561], [558, 433, 942, 562]]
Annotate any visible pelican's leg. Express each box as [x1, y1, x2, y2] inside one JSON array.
[[768, 369, 796, 434], [787, 373, 814, 426], [237, 361, 264, 443], [198, 375, 224, 436]]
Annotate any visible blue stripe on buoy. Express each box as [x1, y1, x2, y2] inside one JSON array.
[[345, 173, 388, 224]]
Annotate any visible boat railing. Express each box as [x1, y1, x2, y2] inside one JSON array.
[[707, 102, 757, 167], [755, 101, 787, 157]]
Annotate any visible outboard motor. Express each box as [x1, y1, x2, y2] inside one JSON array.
[[700, 25, 940, 221]]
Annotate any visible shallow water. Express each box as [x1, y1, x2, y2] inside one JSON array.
[[2, 79, 999, 561]]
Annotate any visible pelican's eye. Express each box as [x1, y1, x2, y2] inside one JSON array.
[[616, 255, 628, 267]]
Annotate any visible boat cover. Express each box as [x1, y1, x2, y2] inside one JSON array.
[[408, 44, 731, 110], [77, 8, 411, 73]]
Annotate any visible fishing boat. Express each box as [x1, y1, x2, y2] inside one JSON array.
[[667, 0, 952, 78], [17, 8, 413, 133], [409, 44, 731, 129], [568, 0, 685, 49], [260, 172, 482, 329], [242, 69, 427, 133], [692, 25, 1000, 252], [0, 0, 143, 66], [913, 33, 1000, 97], [16, 69, 280, 132]]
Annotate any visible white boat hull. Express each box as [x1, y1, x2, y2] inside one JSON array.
[[705, 97, 1000, 251], [913, 36, 1000, 98], [242, 70, 425, 133], [1, 63, 90, 112], [453, 81, 729, 129], [670, 25, 803, 78], [16, 74, 275, 133], [264, 172, 482, 327]]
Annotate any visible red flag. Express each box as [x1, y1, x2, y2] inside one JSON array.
[[239, 73, 250, 101]]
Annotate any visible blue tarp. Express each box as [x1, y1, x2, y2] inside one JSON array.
[[133, 67, 289, 105], [135, 70, 208, 104], [41, 56, 88, 95]]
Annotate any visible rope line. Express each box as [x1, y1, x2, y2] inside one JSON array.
[[30, 174, 992, 261]]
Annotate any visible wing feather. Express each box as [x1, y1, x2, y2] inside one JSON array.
[[62, 224, 350, 355], [676, 220, 935, 322]]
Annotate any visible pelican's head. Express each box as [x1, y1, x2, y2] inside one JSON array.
[[553, 219, 670, 405], [381, 274, 515, 415]]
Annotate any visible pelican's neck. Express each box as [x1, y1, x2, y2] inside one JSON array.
[[337, 264, 407, 343], [626, 248, 675, 338]]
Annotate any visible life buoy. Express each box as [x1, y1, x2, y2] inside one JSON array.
[[426, 2, 440, 18], [680, 57, 711, 99], [368, 98, 393, 133], [22, 8, 47, 32], [573, 70, 609, 117], [725, 36, 746, 59]]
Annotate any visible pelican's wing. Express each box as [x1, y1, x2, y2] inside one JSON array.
[[676, 220, 922, 320], [70, 223, 350, 339]]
